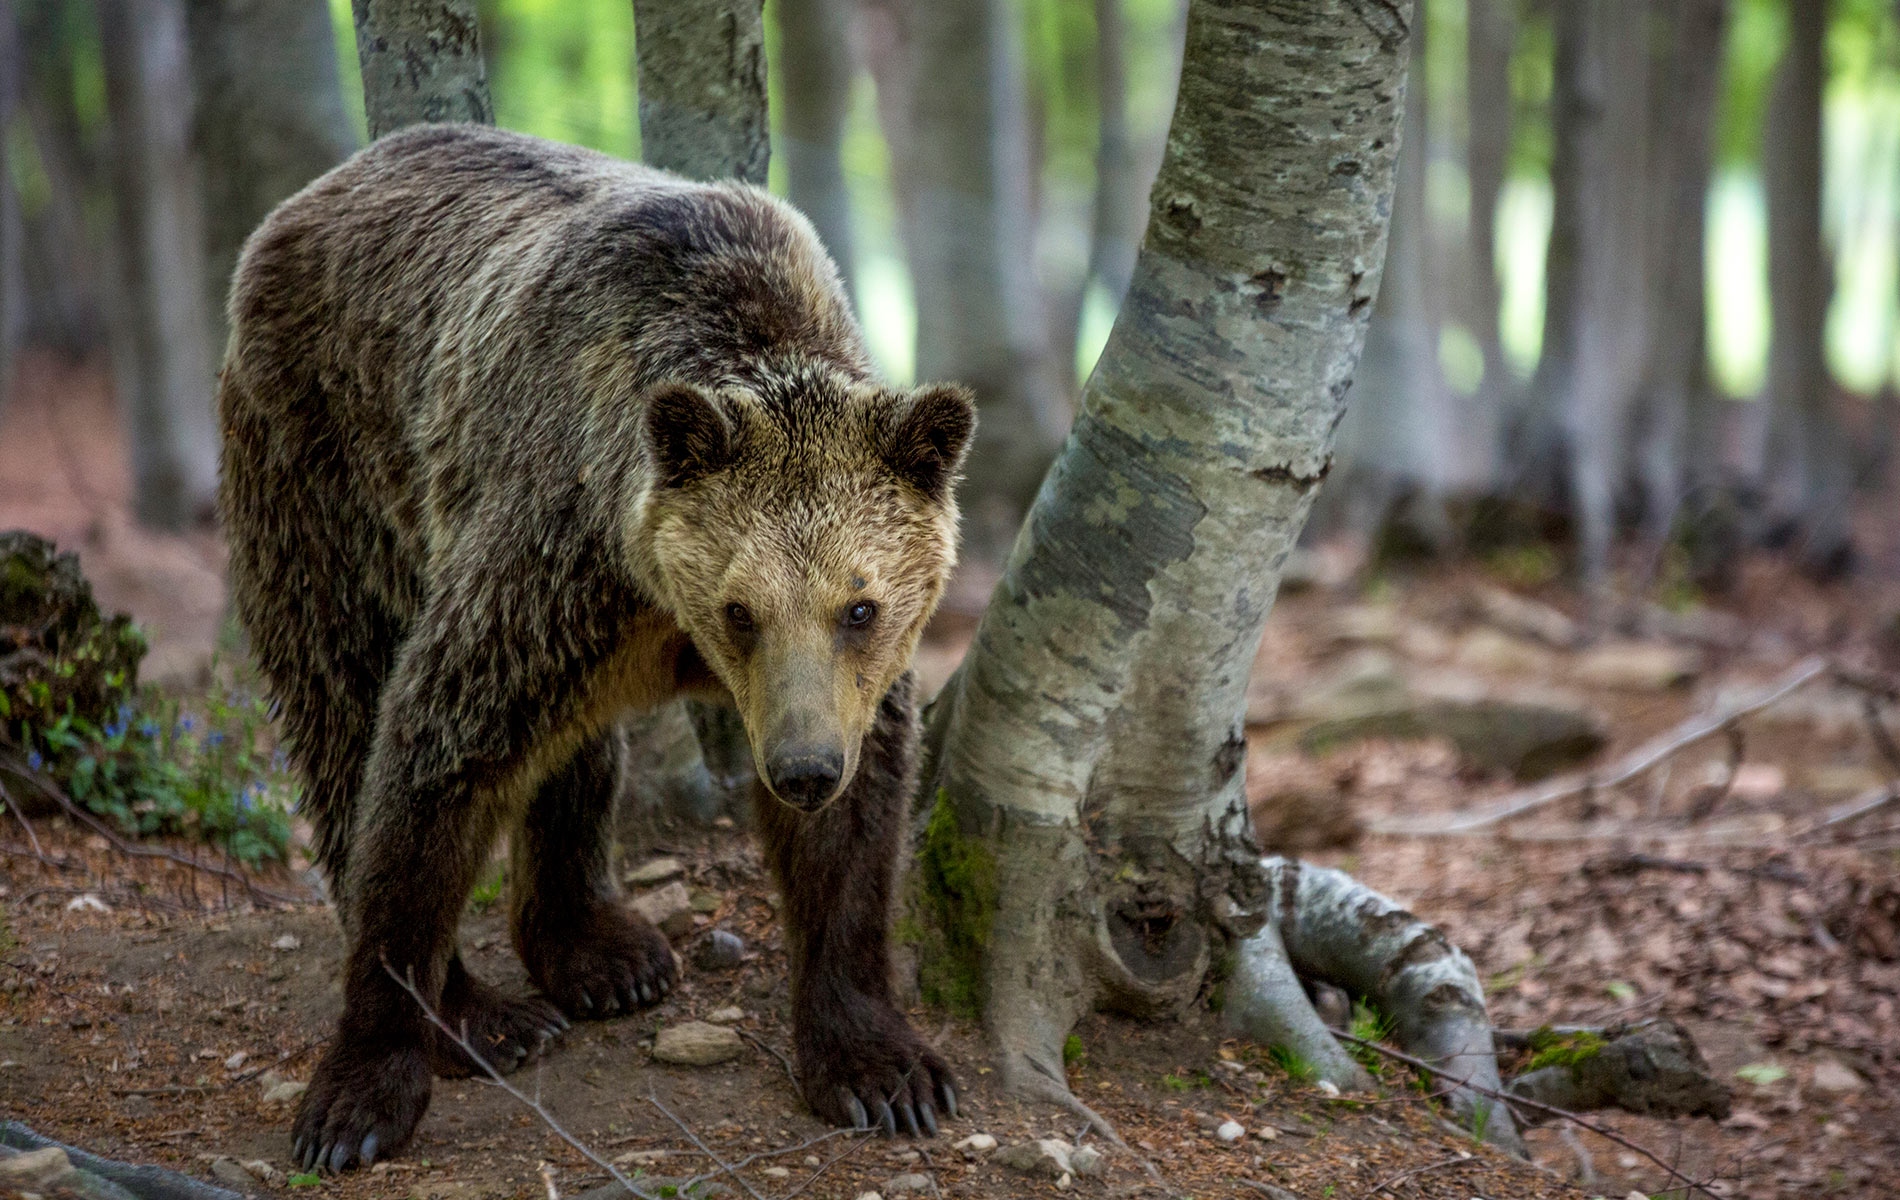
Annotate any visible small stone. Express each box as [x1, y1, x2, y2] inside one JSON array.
[[254, 1069, 283, 1094], [1315, 1079, 1340, 1098], [1811, 1057, 1866, 1093], [624, 857, 686, 886], [705, 1006, 746, 1025], [694, 930, 746, 971], [242, 1161, 284, 1187], [261, 1079, 307, 1105], [1215, 1120, 1244, 1142], [760, 1167, 790, 1180], [689, 888, 723, 914], [631, 881, 695, 937], [1069, 1145, 1105, 1177], [65, 894, 110, 913], [954, 1133, 997, 1156], [853, 1193, 883, 1200], [1055, 1173, 1073, 1191], [270, 934, 301, 952], [210, 1158, 257, 1190], [803, 1156, 822, 1167], [1254, 1126, 1279, 1141], [223, 1050, 248, 1071], [652, 1020, 745, 1066], [995, 1139, 1072, 1178], [0, 1148, 74, 1190], [885, 1173, 930, 1193], [1575, 641, 1700, 691]]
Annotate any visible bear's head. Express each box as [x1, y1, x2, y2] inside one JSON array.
[[637, 369, 976, 811]]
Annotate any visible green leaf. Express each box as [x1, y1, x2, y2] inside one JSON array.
[[1735, 1061, 1788, 1086], [288, 1173, 321, 1187]]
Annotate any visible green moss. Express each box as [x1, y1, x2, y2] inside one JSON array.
[[1525, 1026, 1607, 1076], [1063, 1034, 1085, 1067], [906, 791, 998, 1019]]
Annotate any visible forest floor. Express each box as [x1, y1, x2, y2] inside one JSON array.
[[3, 355, 1899, 1199]]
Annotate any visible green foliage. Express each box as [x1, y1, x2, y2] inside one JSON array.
[[906, 792, 998, 1019], [1346, 1000, 1396, 1078], [1063, 1033, 1086, 1068], [10, 666, 296, 868], [1482, 543, 1561, 589], [287, 1173, 320, 1188], [468, 860, 508, 914], [1524, 1026, 1607, 1076], [1735, 1061, 1789, 1086], [1160, 1070, 1211, 1092], [1265, 1045, 1317, 1084]]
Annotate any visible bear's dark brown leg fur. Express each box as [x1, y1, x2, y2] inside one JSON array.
[[429, 955, 568, 1077], [511, 732, 678, 1017], [751, 673, 956, 1137]]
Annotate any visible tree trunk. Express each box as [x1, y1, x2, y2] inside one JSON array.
[[1464, 0, 1514, 477], [187, 0, 358, 354], [631, 0, 768, 186], [0, 0, 20, 415], [1763, 0, 1852, 575], [1520, 0, 1650, 590], [351, 0, 494, 139], [867, 0, 1068, 563], [99, 0, 222, 531], [776, 0, 858, 300], [914, 0, 1419, 1128], [1632, 0, 1726, 545]]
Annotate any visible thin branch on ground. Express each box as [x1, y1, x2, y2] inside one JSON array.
[[1363, 1153, 1467, 1197], [736, 1028, 797, 1085], [772, 1126, 880, 1200], [1583, 852, 1807, 885], [1330, 1030, 1719, 1200], [1860, 697, 1900, 775], [1799, 782, 1900, 838], [1, 780, 46, 859], [1369, 657, 1830, 836], [384, 960, 657, 1200], [0, 760, 306, 908], [645, 1093, 768, 1200]]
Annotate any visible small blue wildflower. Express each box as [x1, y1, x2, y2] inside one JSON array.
[[138, 719, 159, 738], [180, 716, 195, 733], [236, 783, 258, 811], [206, 730, 226, 748], [272, 748, 288, 771], [26, 750, 43, 771], [103, 720, 125, 740], [117, 702, 134, 722]]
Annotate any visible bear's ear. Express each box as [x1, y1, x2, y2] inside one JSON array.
[[645, 382, 736, 488], [884, 384, 976, 501]]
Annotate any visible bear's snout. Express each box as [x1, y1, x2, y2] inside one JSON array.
[[767, 747, 845, 811]]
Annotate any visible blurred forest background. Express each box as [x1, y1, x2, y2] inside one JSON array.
[[4, 0, 1900, 596]]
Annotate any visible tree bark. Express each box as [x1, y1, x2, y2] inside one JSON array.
[[351, 0, 494, 140], [915, 0, 1413, 1120], [1763, 0, 1853, 575], [1631, 0, 1726, 545], [866, 0, 1069, 562], [631, 0, 768, 186], [187, 0, 357, 353], [0, 0, 20, 415], [777, 0, 858, 299], [1464, 0, 1514, 474], [99, 0, 222, 530]]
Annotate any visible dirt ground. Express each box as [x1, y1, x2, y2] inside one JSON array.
[[4, 355, 1899, 1199]]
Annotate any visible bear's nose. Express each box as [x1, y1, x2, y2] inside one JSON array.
[[768, 750, 844, 811]]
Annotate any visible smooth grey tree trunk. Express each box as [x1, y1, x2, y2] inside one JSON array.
[[631, 0, 768, 186], [776, 0, 858, 300], [187, 0, 357, 354], [915, 0, 1417, 1125], [868, 0, 1068, 561], [13, 2, 106, 359], [1632, 0, 1726, 543], [0, 0, 20, 416], [352, 0, 494, 139], [1464, 0, 1514, 476], [1763, 0, 1853, 574], [99, 0, 222, 530]]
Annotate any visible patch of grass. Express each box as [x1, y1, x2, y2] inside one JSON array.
[[287, 1173, 320, 1188], [468, 860, 508, 914], [1266, 1044, 1318, 1083], [1603, 979, 1637, 1002], [1345, 999, 1396, 1078], [10, 655, 297, 866], [1524, 1026, 1607, 1076], [1161, 1070, 1211, 1092], [1063, 1033, 1086, 1068]]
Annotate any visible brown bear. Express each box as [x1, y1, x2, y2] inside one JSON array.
[[218, 123, 971, 1172]]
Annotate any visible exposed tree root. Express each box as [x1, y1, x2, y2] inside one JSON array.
[[1501, 1020, 1731, 1126], [1228, 857, 1524, 1155]]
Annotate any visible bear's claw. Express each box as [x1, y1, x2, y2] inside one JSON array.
[[429, 966, 565, 1077], [292, 1039, 430, 1173], [802, 1009, 957, 1138], [522, 899, 678, 1020]]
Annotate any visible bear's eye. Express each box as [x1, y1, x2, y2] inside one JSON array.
[[725, 603, 755, 632], [842, 600, 877, 629]]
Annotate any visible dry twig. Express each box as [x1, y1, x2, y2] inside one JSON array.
[[1363, 1153, 1467, 1197]]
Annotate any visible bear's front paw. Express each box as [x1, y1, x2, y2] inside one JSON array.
[[799, 1000, 957, 1138], [428, 965, 567, 1077], [292, 1037, 431, 1172], [520, 900, 678, 1018]]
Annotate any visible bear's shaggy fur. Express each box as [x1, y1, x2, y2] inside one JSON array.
[[218, 124, 972, 1171]]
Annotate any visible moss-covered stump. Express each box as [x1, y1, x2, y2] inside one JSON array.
[[1, 531, 147, 811]]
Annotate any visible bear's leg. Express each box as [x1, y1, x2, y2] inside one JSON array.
[[511, 731, 679, 1017], [428, 953, 567, 1078], [751, 674, 957, 1137]]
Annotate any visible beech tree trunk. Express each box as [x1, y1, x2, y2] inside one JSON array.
[[187, 0, 357, 353], [866, 0, 1068, 561], [1464, 0, 1514, 466], [914, 0, 1418, 1126], [777, 0, 859, 300], [1632, 0, 1726, 543], [351, 0, 494, 139], [99, 0, 222, 530], [1763, 0, 1853, 575], [631, 0, 768, 186], [0, 1, 20, 415]]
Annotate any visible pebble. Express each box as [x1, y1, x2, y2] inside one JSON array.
[[271, 934, 301, 952], [705, 1006, 746, 1025], [624, 857, 686, 886], [0, 1148, 75, 1190], [210, 1157, 258, 1190], [689, 888, 723, 914], [1215, 1120, 1244, 1142], [261, 1079, 307, 1105], [1315, 1079, 1341, 1097], [954, 1132, 997, 1155], [760, 1167, 790, 1180], [1055, 1173, 1073, 1191], [885, 1173, 931, 1193], [854, 1193, 883, 1200], [223, 1050, 248, 1071], [651, 1020, 745, 1066], [694, 930, 746, 970], [995, 1139, 1072, 1178], [1070, 1145, 1104, 1176], [631, 881, 695, 937], [242, 1161, 283, 1187], [1811, 1057, 1866, 1093]]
